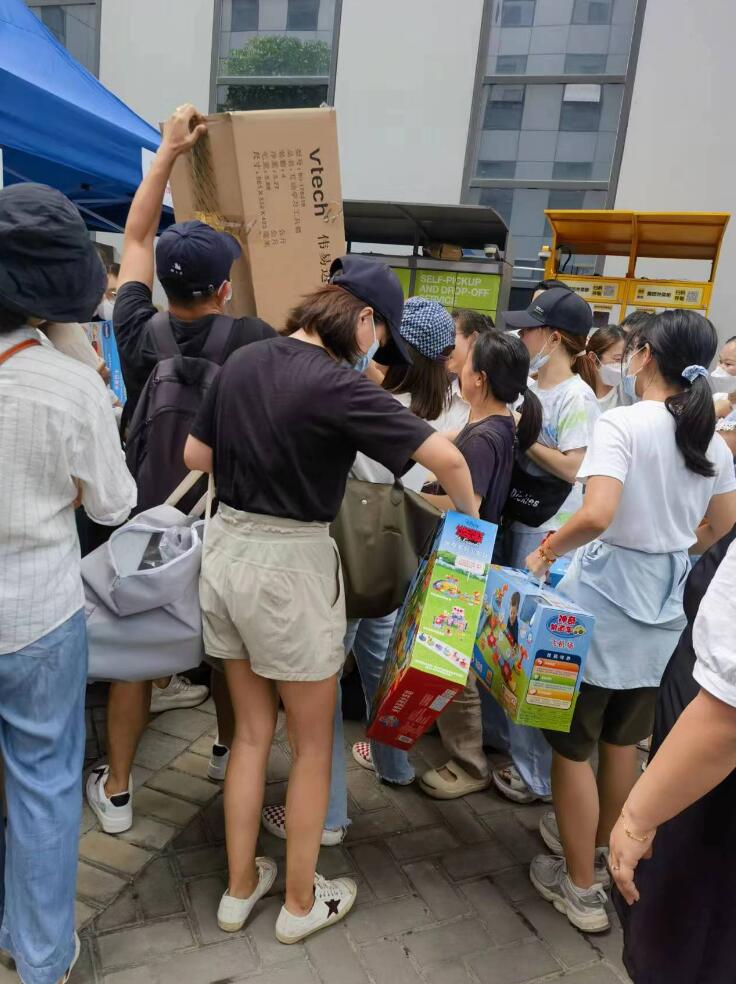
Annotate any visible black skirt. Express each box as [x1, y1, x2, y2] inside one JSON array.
[[615, 526, 736, 984]]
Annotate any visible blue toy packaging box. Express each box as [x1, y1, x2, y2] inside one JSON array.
[[472, 566, 595, 733]]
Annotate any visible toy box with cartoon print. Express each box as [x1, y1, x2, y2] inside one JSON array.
[[367, 512, 497, 750], [472, 567, 595, 733]]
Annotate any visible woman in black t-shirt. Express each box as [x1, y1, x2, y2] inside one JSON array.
[[420, 330, 543, 801], [184, 265, 478, 945]]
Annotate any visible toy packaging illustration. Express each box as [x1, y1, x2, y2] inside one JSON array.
[[367, 512, 498, 750], [472, 567, 595, 733]]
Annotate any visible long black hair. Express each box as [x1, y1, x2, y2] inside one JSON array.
[[624, 309, 718, 477], [383, 343, 451, 421], [470, 331, 542, 452]]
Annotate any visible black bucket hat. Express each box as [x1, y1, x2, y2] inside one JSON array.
[[0, 183, 106, 323]]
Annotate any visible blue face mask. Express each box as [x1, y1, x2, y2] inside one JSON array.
[[621, 348, 644, 401], [364, 316, 379, 363], [528, 338, 552, 374]]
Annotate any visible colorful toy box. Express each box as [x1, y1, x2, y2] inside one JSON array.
[[367, 512, 497, 750], [472, 567, 595, 733]]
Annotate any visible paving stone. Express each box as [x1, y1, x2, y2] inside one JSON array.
[[464, 786, 519, 817], [148, 708, 213, 741], [119, 816, 177, 852], [350, 842, 408, 900], [586, 926, 630, 980], [423, 960, 478, 984], [519, 897, 599, 969], [467, 939, 560, 984], [514, 804, 549, 835], [79, 831, 153, 877], [202, 796, 226, 842], [434, 799, 490, 844], [0, 962, 14, 984], [80, 803, 98, 835], [170, 750, 212, 781], [75, 899, 99, 931], [403, 860, 470, 920], [197, 696, 217, 716], [187, 874, 236, 944], [177, 844, 228, 878], [135, 857, 186, 919], [305, 924, 370, 983], [405, 918, 493, 964], [441, 840, 514, 881], [387, 825, 460, 861], [346, 770, 391, 811], [460, 878, 530, 944], [492, 866, 538, 904], [146, 768, 220, 805], [134, 786, 201, 827], [243, 965, 319, 984], [133, 730, 189, 771], [267, 743, 292, 782], [102, 938, 257, 984], [316, 844, 356, 879], [561, 964, 630, 984], [381, 782, 442, 827], [246, 895, 307, 965], [77, 860, 128, 904], [97, 917, 194, 971], [347, 804, 411, 841], [346, 894, 432, 943], [131, 765, 154, 791], [173, 816, 210, 850], [484, 815, 545, 865], [95, 887, 139, 931], [361, 940, 424, 983], [188, 733, 215, 759]]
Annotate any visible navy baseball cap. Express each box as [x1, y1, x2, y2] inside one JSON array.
[[329, 255, 412, 366], [502, 286, 593, 336], [155, 220, 241, 296]]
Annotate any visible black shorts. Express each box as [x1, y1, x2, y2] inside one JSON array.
[[544, 683, 657, 762]]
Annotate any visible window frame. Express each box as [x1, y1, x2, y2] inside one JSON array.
[[482, 84, 526, 130], [286, 0, 320, 31], [230, 0, 260, 32], [27, 0, 101, 75], [572, 0, 613, 26], [500, 0, 536, 28]]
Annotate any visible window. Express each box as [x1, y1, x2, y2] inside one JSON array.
[[572, 0, 612, 25], [559, 83, 602, 131], [477, 161, 517, 178], [552, 162, 593, 179], [564, 53, 607, 74], [500, 0, 535, 26], [29, 1, 99, 75], [217, 83, 328, 112], [483, 86, 525, 130], [548, 190, 586, 210], [479, 188, 514, 223], [495, 55, 528, 73], [40, 5, 65, 43], [287, 0, 319, 31], [231, 0, 259, 32]]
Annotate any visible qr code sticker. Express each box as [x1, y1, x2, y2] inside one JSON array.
[[685, 290, 699, 303]]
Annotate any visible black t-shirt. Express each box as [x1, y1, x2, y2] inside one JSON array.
[[191, 336, 434, 523], [425, 414, 515, 525], [113, 281, 275, 419]]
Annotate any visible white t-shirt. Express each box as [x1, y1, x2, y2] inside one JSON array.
[[692, 538, 736, 706], [596, 382, 633, 413], [579, 401, 736, 553], [514, 374, 600, 533]]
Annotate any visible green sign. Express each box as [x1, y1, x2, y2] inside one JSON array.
[[390, 266, 501, 317]]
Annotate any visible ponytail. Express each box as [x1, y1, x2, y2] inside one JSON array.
[[470, 331, 542, 452], [556, 329, 588, 378], [625, 309, 718, 477]]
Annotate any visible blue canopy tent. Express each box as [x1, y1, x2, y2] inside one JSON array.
[[0, 0, 169, 232]]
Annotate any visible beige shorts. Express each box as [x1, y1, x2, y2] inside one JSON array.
[[200, 504, 346, 682]]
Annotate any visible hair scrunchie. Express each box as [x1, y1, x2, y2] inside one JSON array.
[[681, 365, 708, 383]]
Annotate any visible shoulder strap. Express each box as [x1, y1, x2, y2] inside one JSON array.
[[0, 338, 41, 367], [148, 311, 180, 360], [200, 315, 235, 365]]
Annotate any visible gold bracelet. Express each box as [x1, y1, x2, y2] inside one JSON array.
[[620, 810, 655, 843]]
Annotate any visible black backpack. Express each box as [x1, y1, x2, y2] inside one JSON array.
[[125, 312, 233, 514]]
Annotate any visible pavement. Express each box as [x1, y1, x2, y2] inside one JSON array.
[[0, 686, 632, 984]]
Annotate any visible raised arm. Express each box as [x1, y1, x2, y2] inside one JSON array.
[[118, 104, 208, 291]]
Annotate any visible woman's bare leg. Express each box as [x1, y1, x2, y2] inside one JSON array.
[[105, 681, 152, 795]]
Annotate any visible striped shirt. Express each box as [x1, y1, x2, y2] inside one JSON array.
[[0, 327, 137, 654]]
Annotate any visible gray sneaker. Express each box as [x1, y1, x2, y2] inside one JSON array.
[[538, 812, 611, 889], [530, 854, 609, 933]]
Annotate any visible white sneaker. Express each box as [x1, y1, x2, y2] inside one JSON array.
[[86, 766, 133, 834], [275, 874, 357, 944], [351, 741, 375, 772], [150, 674, 209, 713], [539, 812, 611, 889], [530, 854, 609, 933], [217, 858, 278, 932], [261, 805, 347, 847], [62, 933, 81, 983], [208, 741, 231, 782]]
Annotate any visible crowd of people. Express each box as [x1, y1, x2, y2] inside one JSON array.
[[1, 103, 736, 983]]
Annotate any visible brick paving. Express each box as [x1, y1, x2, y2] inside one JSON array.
[[0, 688, 632, 984]]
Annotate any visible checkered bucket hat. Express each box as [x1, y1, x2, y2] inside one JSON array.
[[400, 296, 456, 360]]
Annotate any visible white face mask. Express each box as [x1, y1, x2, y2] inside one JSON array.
[[599, 363, 622, 387], [709, 365, 736, 394], [97, 298, 115, 321]]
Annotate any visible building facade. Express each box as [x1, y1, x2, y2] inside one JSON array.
[[25, 0, 736, 330]]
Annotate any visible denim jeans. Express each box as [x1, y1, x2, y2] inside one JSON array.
[[0, 610, 87, 984], [325, 613, 414, 830]]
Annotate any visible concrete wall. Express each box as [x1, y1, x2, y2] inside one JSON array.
[[334, 0, 484, 205], [611, 0, 736, 340], [99, 0, 214, 128]]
